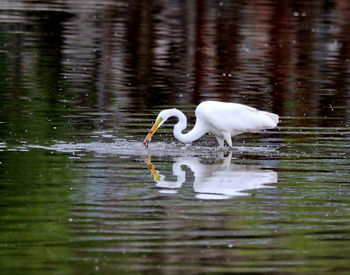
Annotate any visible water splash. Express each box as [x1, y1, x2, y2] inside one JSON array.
[[24, 139, 279, 158]]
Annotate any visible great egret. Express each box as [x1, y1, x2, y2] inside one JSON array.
[[143, 101, 279, 148]]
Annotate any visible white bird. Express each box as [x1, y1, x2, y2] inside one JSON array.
[[143, 100, 279, 148]]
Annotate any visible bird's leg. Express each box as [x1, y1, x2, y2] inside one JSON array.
[[215, 151, 233, 161], [222, 132, 233, 149], [215, 136, 225, 149], [222, 152, 232, 167]]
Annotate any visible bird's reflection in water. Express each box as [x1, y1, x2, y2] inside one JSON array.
[[145, 153, 278, 200]]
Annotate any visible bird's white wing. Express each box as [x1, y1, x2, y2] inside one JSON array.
[[196, 101, 278, 135]]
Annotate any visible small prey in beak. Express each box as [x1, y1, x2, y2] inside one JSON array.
[[142, 139, 149, 148]]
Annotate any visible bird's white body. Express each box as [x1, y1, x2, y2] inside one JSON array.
[[143, 101, 279, 148]]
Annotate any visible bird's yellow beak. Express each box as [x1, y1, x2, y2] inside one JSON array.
[[143, 117, 162, 148]]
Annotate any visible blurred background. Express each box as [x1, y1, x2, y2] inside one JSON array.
[[1, 0, 349, 144], [1, 0, 350, 273]]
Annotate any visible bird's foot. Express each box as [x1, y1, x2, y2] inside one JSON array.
[[217, 145, 235, 151], [215, 148, 233, 160]]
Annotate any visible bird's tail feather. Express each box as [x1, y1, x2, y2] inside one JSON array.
[[264, 111, 279, 123]]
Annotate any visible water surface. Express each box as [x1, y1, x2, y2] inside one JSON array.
[[1, 0, 350, 273]]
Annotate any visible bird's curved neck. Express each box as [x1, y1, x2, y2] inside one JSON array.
[[170, 109, 206, 143]]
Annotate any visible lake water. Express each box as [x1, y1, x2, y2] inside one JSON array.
[[1, 0, 350, 273]]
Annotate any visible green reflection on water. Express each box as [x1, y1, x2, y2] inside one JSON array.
[[0, 0, 350, 273], [0, 149, 75, 274]]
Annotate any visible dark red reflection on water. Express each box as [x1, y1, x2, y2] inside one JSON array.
[[0, 0, 349, 133]]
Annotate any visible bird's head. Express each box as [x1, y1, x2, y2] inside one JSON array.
[[142, 109, 175, 148]]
